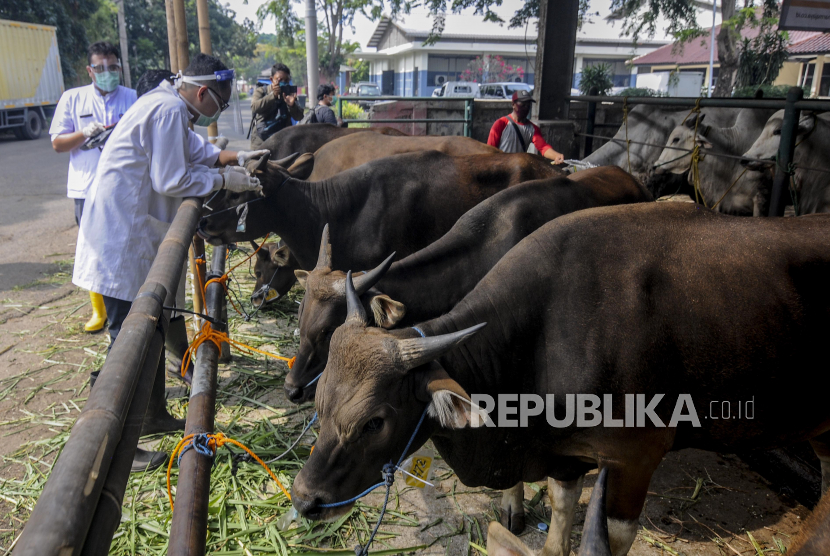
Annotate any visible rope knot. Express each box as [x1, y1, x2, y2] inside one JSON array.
[[382, 463, 396, 486]]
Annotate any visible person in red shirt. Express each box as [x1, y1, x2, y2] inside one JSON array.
[[487, 90, 564, 164]]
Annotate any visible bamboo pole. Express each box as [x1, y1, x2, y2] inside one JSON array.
[[12, 199, 203, 556], [165, 0, 179, 73], [168, 246, 227, 556]]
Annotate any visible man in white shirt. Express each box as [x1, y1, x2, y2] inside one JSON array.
[[50, 42, 137, 334], [74, 53, 266, 472]]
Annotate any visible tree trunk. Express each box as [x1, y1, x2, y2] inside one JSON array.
[[713, 0, 739, 97]]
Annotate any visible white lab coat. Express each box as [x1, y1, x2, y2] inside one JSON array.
[[49, 84, 137, 199], [73, 81, 219, 301]]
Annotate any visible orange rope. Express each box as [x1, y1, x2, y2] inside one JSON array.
[[203, 234, 270, 316], [167, 432, 291, 511], [181, 322, 295, 378]]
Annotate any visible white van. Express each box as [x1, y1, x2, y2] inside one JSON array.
[[479, 82, 533, 99], [431, 82, 480, 98]]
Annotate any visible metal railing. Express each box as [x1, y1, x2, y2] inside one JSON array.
[[11, 198, 228, 556], [567, 87, 828, 217], [338, 95, 475, 137]]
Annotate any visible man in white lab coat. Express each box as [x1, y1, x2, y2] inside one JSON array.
[[50, 41, 137, 334], [73, 53, 267, 472]]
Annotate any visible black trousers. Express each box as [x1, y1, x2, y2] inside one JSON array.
[[102, 296, 134, 346]]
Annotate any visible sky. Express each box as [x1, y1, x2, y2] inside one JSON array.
[[227, 0, 722, 50]]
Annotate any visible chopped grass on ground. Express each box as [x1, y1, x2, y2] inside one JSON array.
[[0, 245, 421, 554]]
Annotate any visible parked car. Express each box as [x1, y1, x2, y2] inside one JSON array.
[[349, 81, 382, 108], [479, 82, 533, 100], [431, 82, 480, 98]]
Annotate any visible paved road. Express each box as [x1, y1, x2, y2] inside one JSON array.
[[0, 130, 75, 290], [0, 98, 256, 291]]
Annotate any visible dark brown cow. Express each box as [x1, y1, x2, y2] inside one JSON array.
[[259, 123, 406, 161], [303, 133, 498, 181], [197, 151, 564, 273], [291, 203, 830, 556]]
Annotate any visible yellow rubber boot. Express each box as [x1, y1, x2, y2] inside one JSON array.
[[84, 291, 108, 333]]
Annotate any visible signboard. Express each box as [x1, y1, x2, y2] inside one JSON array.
[[780, 0, 830, 31]]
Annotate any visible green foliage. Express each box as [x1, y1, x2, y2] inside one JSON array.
[[615, 87, 666, 97], [338, 99, 365, 120], [0, 0, 102, 85], [735, 0, 788, 89], [733, 84, 808, 98], [607, 0, 701, 44], [257, 0, 372, 81], [579, 63, 613, 96]]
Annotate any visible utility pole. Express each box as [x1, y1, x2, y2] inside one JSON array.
[[707, 0, 717, 97], [305, 0, 319, 105], [115, 0, 132, 88]]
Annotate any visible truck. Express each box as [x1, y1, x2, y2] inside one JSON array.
[[0, 18, 65, 140]]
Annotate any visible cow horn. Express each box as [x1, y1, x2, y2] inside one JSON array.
[[397, 322, 486, 370], [272, 152, 301, 168], [578, 468, 611, 556], [250, 240, 260, 252], [352, 252, 395, 295], [345, 271, 368, 325], [315, 224, 332, 269]]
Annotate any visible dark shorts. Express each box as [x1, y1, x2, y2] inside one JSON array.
[[74, 198, 85, 227]]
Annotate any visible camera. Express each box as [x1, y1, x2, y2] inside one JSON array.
[[280, 84, 297, 95]]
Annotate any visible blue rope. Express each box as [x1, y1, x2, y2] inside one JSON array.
[[305, 372, 323, 387], [177, 433, 217, 466], [266, 412, 318, 464], [316, 407, 430, 556], [411, 326, 426, 338]]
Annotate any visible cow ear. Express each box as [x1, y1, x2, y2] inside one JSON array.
[[369, 293, 406, 328], [799, 112, 816, 135], [287, 153, 315, 179], [417, 363, 491, 429], [256, 245, 271, 261], [270, 244, 291, 266], [294, 269, 309, 289], [697, 137, 712, 150], [485, 522, 535, 556]]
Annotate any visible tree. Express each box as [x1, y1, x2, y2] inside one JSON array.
[[257, 0, 371, 82], [735, 1, 788, 90], [460, 55, 525, 83], [90, 0, 256, 84], [602, 0, 787, 97]]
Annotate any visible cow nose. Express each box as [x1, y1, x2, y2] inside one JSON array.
[[291, 488, 324, 519], [285, 383, 304, 403]]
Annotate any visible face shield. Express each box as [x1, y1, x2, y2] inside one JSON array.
[[176, 69, 243, 134]]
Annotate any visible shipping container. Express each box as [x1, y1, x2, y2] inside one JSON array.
[[0, 18, 65, 140]]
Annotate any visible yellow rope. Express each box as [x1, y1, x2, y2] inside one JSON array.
[[181, 322, 295, 378], [683, 99, 709, 208], [166, 432, 292, 512], [204, 234, 271, 316], [711, 166, 749, 211]]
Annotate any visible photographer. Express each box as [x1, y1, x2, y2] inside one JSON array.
[[251, 63, 303, 147]]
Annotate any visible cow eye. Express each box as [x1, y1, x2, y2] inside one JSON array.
[[773, 129, 781, 136], [255, 271, 261, 278], [671, 137, 679, 144], [363, 417, 383, 434]]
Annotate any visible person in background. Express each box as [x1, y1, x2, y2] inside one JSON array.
[[73, 53, 266, 472], [311, 83, 339, 125], [250, 63, 303, 147], [487, 90, 564, 164], [50, 41, 137, 334]]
